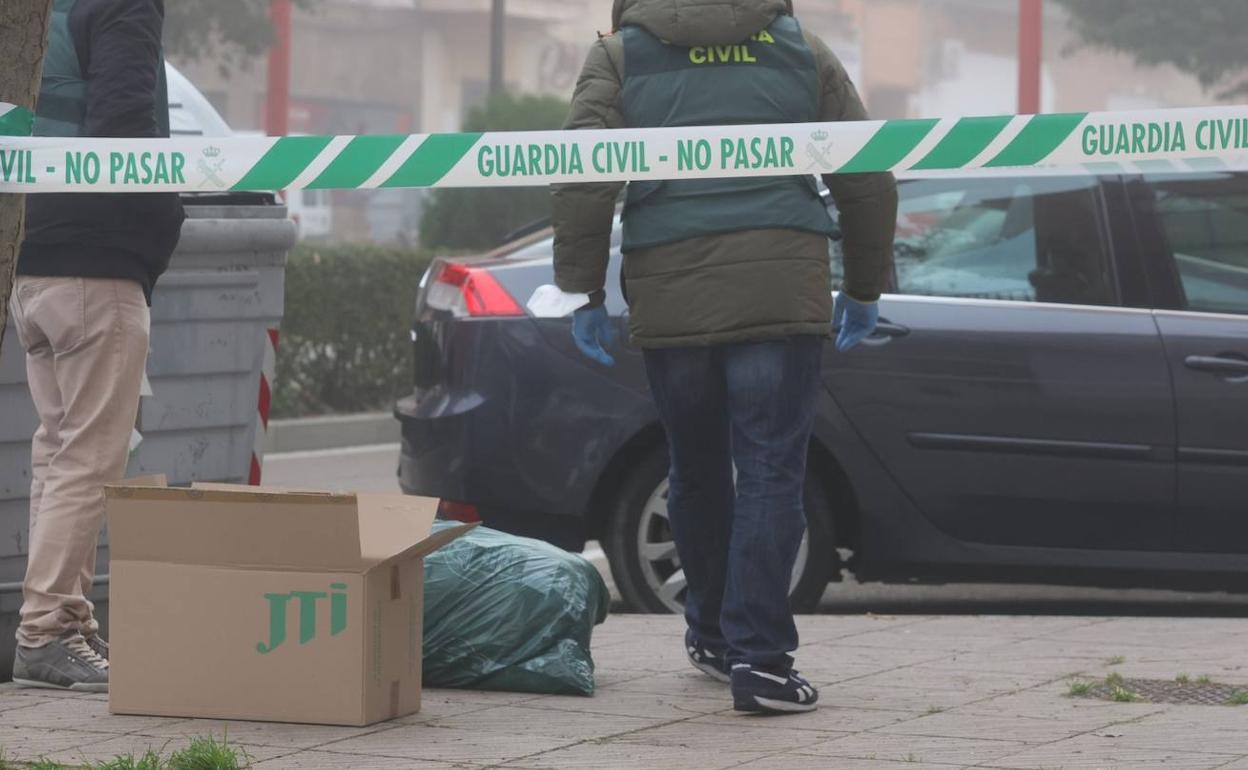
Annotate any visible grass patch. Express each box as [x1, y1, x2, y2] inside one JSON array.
[[924, 705, 945, 715], [1197, 675, 1213, 685], [1104, 655, 1126, 666], [94, 751, 163, 770], [1176, 674, 1191, 685], [3, 738, 248, 770], [1229, 691, 1248, 706], [1067, 680, 1095, 697], [167, 738, 250, 770], [1105, 671, 1126, 688], [1109, 685, 1140, 703]]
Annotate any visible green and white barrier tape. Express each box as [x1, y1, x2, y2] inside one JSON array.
[[2, 103, 1247, 193]]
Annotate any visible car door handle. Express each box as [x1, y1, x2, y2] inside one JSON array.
[[1185, 355, 1248, 376], [872, 319, 911, 338]]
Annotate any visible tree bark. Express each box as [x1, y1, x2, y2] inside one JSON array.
[[0, 0, 54, 357]]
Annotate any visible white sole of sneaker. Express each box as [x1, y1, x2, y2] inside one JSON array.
[[744, 695, 818, 713], [689, 658, 731, 684], [12, 677, 108, 693]]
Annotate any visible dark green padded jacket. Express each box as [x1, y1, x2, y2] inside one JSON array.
[[551, 0, 898, 349]]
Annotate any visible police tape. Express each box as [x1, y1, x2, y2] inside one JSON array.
[[2, 102, 1248, 194]]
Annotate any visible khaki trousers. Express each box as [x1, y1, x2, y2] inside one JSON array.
[[9, 276, 149, 648]]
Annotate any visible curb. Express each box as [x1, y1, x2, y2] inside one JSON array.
[[265, 412, 400, 454]]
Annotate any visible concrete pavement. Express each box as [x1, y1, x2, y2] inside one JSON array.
[[4, 614, 1248, 769]]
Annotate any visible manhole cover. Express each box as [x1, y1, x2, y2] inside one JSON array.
[[1075, 678, 1248, 706]]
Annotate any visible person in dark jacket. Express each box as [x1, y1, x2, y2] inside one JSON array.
[[549, 0, 897, 714], [10, 0, 184, 692]]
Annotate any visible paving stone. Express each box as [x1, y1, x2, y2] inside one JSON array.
[[986, 733, 1240, 770], [252, 750, 473, 769], [1086, 705, 1248, 755], [803, 731, 1031, 765], [886, 615, 1100, 639], [398, 695, 508, 725], [1042, 618, 1248, 651], [0, 685, 102, 701], [794, 615, 936, 644], [689, 705, 917, 734], [420, 704, 669, 741], [324, 724, 577, 765], [835, 665, 1053, 698], [609, 670, 738, 700], [133, 717, 393, 750], [610, 719, 846, 756], [1093, 654, 1248, 685], [0, 725, 111, 762], [874, 705, 1146, 744], [35, 735, 291, 767], [923, 652, 1110, 679], [2, 696, 185, 735], [751, 755, 965, 770], [792, 643, 949, 684], [521, 689, 730, 721], [420, 688, 546, 706], [501, 739, 771, 770], [0, 694, 52, 713], [965, 685, 1172, 721], [591, 667, 663, 689], [3, 616, 1248, 769], [822, 626, 1018, 653], [816, 683, 1004, 713]]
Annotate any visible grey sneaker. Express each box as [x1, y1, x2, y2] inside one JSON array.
[[12, 633, 109, 692], [84, 633, 109, 661]]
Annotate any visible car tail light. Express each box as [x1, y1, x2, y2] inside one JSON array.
[[425, 261, 524, 318], [437, 500, 482, 523]]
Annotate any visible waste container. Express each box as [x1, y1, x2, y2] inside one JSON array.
[[0, 193, 297, 679]]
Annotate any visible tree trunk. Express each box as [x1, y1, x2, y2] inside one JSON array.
[[0, 0, 53, 357]]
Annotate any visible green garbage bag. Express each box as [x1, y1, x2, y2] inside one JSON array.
[[422, 522, 611, 695]]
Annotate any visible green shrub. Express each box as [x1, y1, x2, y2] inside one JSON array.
[[273, 243, 433, 418], [420, 92, 569, 251]]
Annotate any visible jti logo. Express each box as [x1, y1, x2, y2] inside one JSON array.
[[257, 583, 348, 654]]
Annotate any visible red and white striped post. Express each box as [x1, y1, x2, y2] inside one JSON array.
[[250, 327, 280, 486], [1018, 0, 1043, 115]]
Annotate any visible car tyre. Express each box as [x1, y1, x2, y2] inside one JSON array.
[[606, 447, 838, 615]]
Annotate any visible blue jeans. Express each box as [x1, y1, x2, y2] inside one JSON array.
[[643, 335, 823, 671]]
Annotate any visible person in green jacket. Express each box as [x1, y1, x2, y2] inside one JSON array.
[[550, 0, 898, 714]]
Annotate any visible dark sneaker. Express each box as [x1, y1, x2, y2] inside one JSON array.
[[731, 664, 818, 714], [12, 633, 109, 692], [84, 633, 109, 661], [685, 629, 731, 683]]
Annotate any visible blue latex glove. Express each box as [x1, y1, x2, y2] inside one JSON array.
[[572, 304, 617, 367], [832, 292, 880, 352]]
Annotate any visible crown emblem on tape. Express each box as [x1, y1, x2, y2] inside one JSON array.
[[811, 129, 830, 142], [203, 146, 222, 159]]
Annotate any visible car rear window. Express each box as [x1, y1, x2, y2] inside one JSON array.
[[832, 175, 1116, 307], [1147, 173, 1248, 316]]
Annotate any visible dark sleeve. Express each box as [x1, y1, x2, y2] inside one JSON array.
[[550, 37, 627, 295], [75, 0, 165, 138], [805, 31, 899, 303]]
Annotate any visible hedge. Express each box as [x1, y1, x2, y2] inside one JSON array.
[[272, 243, 434, 419]]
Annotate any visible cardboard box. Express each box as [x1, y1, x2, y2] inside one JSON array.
[[105, 479, 474, 726]]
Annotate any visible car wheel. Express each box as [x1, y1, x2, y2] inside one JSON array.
[[606, 448, 837, 614]]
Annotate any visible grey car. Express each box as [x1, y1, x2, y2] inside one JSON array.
[[397, 169, 1248, 613]]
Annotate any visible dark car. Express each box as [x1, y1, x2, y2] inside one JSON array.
[[396, 170, 1248, 614]]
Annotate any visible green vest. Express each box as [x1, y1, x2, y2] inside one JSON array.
[[35, 0, 86, 137], [34, 0, 171, 138], [619, 15, 835, 252]]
